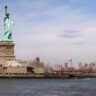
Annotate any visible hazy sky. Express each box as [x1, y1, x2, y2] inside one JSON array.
[[0, 0, 96, 66]]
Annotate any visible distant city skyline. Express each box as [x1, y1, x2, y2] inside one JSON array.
[[0, 0, 96, 66]]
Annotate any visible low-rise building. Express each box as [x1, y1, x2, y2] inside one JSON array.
[[4, 66, 27, 74], [32, 57, 45, 74]]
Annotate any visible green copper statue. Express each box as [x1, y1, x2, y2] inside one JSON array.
[[2, 6, 13, 41]]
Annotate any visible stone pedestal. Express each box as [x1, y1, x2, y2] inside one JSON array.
[[0, 41, 15, 61]]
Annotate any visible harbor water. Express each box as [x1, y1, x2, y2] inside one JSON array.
[[0, 78, 96, 96]]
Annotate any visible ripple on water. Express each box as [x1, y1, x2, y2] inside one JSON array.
[[0, 79, 96, 96]]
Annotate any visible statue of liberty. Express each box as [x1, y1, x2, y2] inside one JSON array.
[[2, 6, 13, 41]]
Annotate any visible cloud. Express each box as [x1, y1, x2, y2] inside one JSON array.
[[59, 30, 82, 38], [72, 42, 85, 45]]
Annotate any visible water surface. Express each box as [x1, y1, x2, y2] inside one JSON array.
[[0, 78, 96, 96]]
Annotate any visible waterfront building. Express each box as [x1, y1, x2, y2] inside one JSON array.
[[79, 62, 83, 69], [64, 62, 68, 68], [52, 64, 63, 72], [32, 57, 44, 74], [68, 58, 73, 67]]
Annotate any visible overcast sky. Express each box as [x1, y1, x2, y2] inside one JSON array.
[[0, 0, 96, 66]]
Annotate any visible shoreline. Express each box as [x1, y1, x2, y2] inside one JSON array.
[[0, 73, 95, 79]]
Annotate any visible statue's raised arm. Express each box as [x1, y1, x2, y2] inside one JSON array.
[[2, 5, 13, 41]]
